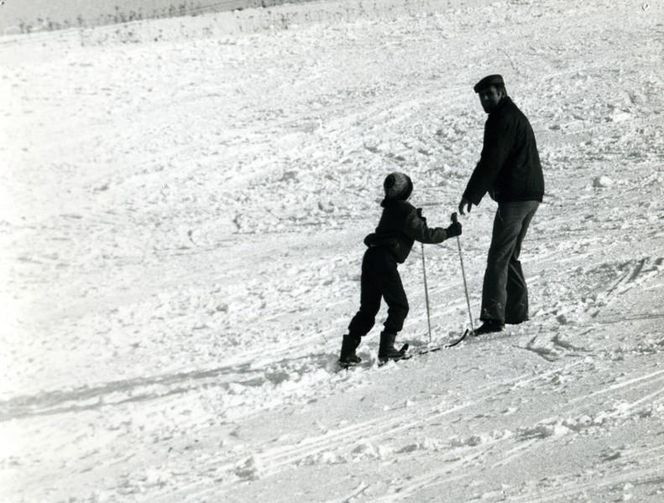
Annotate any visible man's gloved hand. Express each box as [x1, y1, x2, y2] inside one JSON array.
[[458, 197, 474, 215], [446, 221, 462, 238]]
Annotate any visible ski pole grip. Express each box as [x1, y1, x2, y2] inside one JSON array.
[[451, 212, 458, 224]]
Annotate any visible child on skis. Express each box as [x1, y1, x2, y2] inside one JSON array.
[[339, 172, 462, 366]]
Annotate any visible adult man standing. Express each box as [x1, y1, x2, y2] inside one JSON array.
[[458, 74, 544, 335]]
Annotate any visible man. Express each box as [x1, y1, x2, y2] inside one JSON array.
[[458, 74, 544, 335]]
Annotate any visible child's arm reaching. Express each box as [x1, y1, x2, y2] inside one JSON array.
[[404, 208, 462, 244]]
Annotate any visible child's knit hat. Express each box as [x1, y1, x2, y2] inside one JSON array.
[[383, 172, 413, 201]]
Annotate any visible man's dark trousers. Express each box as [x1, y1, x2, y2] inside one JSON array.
[[480, 201, 539, 325], [348, 246, 409, 337]]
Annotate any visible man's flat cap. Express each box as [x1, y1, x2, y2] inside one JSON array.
[[473, 74, 505, 93]]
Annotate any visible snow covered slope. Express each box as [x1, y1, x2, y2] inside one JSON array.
[[1, 0, 664, 501]]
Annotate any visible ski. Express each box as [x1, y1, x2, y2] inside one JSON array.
[[407, 335, 464, 355], [445, 328, 472, 348], [411, 345, 446, 355], [408, 329, 472, 354]]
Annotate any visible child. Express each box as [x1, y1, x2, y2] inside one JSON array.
[[339, 172, 462, 366]]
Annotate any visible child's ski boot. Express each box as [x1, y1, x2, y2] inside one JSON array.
[[378, 331, 409, 364], [339, 334, 362, 367]]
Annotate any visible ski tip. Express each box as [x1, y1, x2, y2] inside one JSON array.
[[445, 328, 471, 348]]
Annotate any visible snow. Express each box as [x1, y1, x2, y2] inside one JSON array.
[[1, 0, 664, 501]]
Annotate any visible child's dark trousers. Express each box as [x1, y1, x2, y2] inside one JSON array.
[[348, 246, 409, 337]]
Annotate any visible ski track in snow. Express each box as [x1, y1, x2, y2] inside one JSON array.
[[2, 0, 664, 501]]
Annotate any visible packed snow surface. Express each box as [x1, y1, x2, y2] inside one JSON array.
[[1, 0, 664, 501]]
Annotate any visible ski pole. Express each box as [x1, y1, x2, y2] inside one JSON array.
[[452, 213, 475, 335], [420, 241, 433, 344]]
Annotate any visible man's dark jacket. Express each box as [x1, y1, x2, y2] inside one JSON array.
[[463, 97, 544, 205], [364, 200, 448, 263]]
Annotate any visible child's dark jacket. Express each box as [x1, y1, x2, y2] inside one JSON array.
[[364, 200, 448, 263]]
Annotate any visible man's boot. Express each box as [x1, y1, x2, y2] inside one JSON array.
[[339, 334, 362, 366], [473, 320, 504, 336], [378, 331, 406, 362]]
